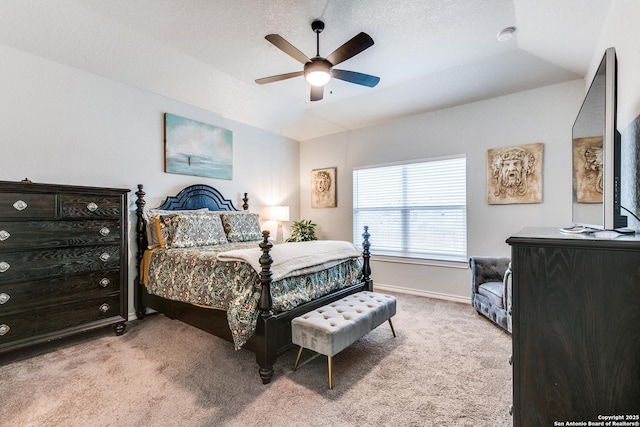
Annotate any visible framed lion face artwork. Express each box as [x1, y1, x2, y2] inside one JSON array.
[[572, 136, 603, 203], [311, 167, 337, 208], [487, 142, 544, 205]]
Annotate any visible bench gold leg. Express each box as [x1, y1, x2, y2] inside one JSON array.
[[328, 355, 333, 390], [388, 318, 396, 337], [293, 346, 304, 371]]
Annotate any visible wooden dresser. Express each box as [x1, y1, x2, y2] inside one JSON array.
[[507, 227, 640, 425], [0, 180, 129, 353]]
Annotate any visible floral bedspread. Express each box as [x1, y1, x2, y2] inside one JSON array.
[[144, 241, 363, 349]]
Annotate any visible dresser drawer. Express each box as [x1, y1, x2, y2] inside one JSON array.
[[60, 194, 121, 218], [0, 270, 120, 315], [0, 193, 56, 218], [0, 295, 121, 346], [0, 220, 121, 250], [0, 245, 120, 282]]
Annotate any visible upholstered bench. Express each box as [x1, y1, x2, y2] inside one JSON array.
[[291, 291, 397, 389]]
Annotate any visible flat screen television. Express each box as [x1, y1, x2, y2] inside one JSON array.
[[570, 47, 628, 232]]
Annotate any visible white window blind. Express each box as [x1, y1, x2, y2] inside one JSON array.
[[353, 156, 467, 262]]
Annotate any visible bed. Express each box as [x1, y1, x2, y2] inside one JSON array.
[[133, 184, 372, 384]]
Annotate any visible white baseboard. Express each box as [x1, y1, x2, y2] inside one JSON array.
[[126, 286, 471, 322], [372, 283, 471, 305]]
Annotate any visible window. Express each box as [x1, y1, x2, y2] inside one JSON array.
[[353, 156, 467, 262]]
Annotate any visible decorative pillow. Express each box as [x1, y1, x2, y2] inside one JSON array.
[[154, 214, 181, 248], [143, 208, 208, 248], [220, 212, 262, 242], [171, 213, 228, 248]]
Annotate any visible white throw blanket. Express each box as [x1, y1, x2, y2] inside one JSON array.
[[216, 240, 360, 281]]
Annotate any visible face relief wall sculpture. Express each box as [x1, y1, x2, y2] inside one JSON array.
[[487, 142, 543, 205], [311, 167, 337, 208], [572, 136, 604, 203]]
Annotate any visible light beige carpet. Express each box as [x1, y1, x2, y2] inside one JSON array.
[[0, 292, 512, 427]]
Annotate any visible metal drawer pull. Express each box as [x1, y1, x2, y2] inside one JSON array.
[[0, 293, 9, 304], [99, 303, 110, 313], [99, 278, 111, 288], [13, 200, 27, 211], [0, 261, 9, 273], [99, 252, 110, 262], [0, 230, 9, 241], [87, 202, 98, 212], [99, 227, 110, 236], [0, 324, 9, 336]]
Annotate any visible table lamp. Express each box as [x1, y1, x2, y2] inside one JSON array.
[[270, 205, 289, 243]]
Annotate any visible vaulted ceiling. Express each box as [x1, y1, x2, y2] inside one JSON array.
[[0, 0, 611, 141]]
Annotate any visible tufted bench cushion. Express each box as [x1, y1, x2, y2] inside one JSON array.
[[291, 291, 397, 388]]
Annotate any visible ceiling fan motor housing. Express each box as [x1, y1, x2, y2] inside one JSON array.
[[311, 19, 325, 33]]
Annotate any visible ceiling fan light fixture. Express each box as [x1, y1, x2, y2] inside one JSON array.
[[256, 19, 379, 101], [304, 59, 331, 86], [305, 70, 331, 86]]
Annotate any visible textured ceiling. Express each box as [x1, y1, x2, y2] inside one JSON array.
[[0, 0, 612, 141]]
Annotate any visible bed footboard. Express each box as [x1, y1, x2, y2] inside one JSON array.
[[250, 227, 372, 384]]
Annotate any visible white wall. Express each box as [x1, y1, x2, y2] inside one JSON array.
[[0, 45, 300, 318], [301, 0, 640, 301], [300, 80, 584, 301], [594, 0, 640, 230], [4, 0, 639, 308], [594, 0, 640, 130]]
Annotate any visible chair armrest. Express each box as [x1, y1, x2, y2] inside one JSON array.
[[503, 262, 512, 311]]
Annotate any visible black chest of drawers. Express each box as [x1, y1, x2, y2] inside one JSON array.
[[507, 227, 640, 425], [0, 180, 129, 353]]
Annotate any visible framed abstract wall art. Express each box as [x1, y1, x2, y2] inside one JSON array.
[[164, 113, 233, 179], [311, 167, 337, 208], [487, 142, 543, 205]]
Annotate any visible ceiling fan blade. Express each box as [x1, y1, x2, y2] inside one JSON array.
[[331, 69, 380, 87], [325, 32, 374, 66], [310, 85, 324, 101], [255, 71, 304, 85], [265, 34, 310, 65]]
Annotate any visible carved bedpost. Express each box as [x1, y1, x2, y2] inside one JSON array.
[[242, 193, 249, 211], [134, 184, 146, 319], [258, 230, 274, 315], [362, 226, 373, 291], [257, 230, 277, 384]]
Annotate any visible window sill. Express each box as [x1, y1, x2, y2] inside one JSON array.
[[371, 254, 468, 269]]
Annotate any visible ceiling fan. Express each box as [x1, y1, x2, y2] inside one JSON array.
[[255, 19, 380, 101]]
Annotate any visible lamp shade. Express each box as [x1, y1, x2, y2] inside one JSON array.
[[270, 205, 289, 222], [305, 70, 331, 86], [304, 58, 332, 87]]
